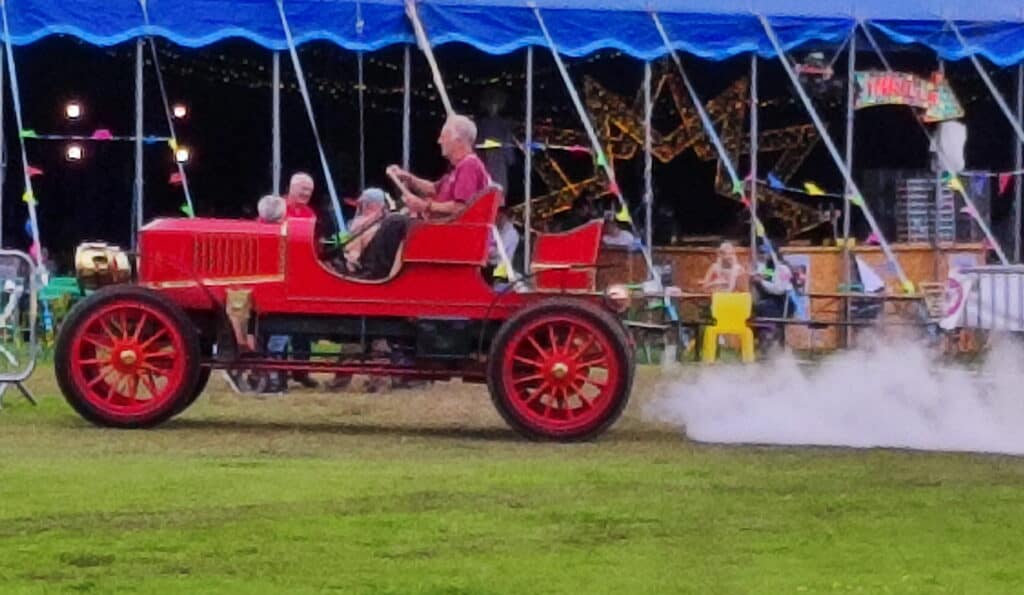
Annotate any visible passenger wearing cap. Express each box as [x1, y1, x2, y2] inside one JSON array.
[[342, 188, 389, 275]]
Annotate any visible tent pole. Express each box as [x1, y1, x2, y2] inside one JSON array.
[[275, 0, 346, 232], [861, 20, 1008, 265], [842, 34, 856, 346], [357, 51, 366, 189], [653, 11, 777, 268], [138, 0, 195, 217], [402, 45, 411, 170], [1, 1, 43, 268], [932, 22, 1010, 263], [405, 0, 453, 116], [950, 21, 1024, 150], [272, 51, 281, 194], [842, 34, 855, 273], [762, 16, 913, 290], [535, 5, 657, 283], [133, 39, 144, 252], [749, 54, 758, 271], [0, 44, 5, 249], [643, 60, 653, 254], [524, 46, 534, 269], [1016, 63, 1023, 263]]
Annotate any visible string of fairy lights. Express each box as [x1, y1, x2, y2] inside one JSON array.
[[27, 36, 1015, 226]]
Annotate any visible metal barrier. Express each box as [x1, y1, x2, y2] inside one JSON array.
[[0, 250, 39, 407], [942, 265, 1024, 333]]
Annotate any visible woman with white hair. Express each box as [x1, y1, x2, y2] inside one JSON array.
[[257, 195, 286, 223], [386, 114, 491, 219]]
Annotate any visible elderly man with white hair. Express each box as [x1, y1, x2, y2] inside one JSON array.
[[387, 114, 491, 219], [285, 172, 316, 219]]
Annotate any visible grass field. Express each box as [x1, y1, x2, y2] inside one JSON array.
[[2, 365, 1024, 594]]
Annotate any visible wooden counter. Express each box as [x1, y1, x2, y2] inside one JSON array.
[[598, 242, 987, 350]]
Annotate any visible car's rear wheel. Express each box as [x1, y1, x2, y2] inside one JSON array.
[[55, 287, 202, 428], [487, 298, 634, 441]]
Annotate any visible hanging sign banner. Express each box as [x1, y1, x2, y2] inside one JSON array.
[[854, 71, 963, 122]]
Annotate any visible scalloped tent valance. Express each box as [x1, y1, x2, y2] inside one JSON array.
[[3, 0, 1024, 65]]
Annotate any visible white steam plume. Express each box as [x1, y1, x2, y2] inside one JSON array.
[[647, 337, 1024, 455]]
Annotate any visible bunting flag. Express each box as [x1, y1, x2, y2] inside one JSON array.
[[767, 173, 785, 190], [960, 205, 978, 218], [169, 172, 183, 185], [168, 138, 179, 151], [803, 182, 826, 196], [740, 196, 751, 208], [607, 180, 621, 197], [866, 232, 880, 245], [946, 176, 965, 193], [615, 202, 632, 224], [179, 203, 194, 217], [595, 153, 608, 168], [754, 221, 766, 238], [849, 194, 865, 208], [730, 179, 744, 196], [21, 190, 36, 205], [999, 173, 1013, 196], [855, 257, 886, 292], [26, 166, 43, 177], [969, 174, 987, 198], [489, 139, 592, 153], [902, 280, 916, 295], [144, 136, 165, 144], [493, 261, 509, 280], [18, 129, 37, 139], [91, 129, 114, 140]]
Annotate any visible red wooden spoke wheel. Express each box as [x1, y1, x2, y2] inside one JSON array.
[[56, 287, 202, 428], [488, 299, 633, 441]]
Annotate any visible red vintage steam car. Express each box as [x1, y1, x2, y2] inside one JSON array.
[[54, 187, 639, 441]]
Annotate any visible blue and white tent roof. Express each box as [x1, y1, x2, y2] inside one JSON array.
[[5, 0, 1024, 65]]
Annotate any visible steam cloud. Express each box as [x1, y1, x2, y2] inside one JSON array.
[[647, 337, 1024, 455]]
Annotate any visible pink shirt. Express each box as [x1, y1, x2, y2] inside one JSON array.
[[435, 153, 490, 205]]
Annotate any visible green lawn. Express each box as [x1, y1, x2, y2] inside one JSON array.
[[2, 365, 1024, 594]]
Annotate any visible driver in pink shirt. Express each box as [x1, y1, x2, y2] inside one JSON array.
[[387, 114, 491, 219]]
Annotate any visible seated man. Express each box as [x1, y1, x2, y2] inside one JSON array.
[[387, 114, 491, 220], [351, 214, 411, 280], [339, 188, 388, 275]]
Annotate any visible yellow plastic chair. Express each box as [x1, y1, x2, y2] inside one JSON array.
[[701, 292, 755, 363]]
